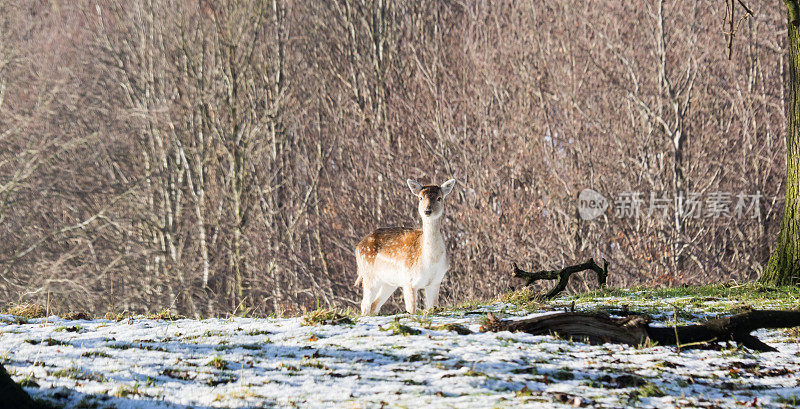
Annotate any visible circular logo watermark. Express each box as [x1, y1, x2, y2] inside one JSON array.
[[578, 188, 608, 221]]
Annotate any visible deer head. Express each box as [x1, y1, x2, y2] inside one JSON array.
[[406, 179, 456, 220]]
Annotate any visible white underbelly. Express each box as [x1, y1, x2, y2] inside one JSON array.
[[371, 255, 410, 287], [371, 255, 448, 288], [411, 257, 448, 288]]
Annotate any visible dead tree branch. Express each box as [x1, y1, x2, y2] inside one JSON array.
[[512, 258, 609, 299], [483, 309, 800, 352]]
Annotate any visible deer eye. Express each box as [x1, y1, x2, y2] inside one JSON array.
[[418, 196, 422, 201], [437, 197, 442, 201]]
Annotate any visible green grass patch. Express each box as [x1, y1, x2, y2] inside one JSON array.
[[206, 374, 237, 386], [54, 325, 82, 333], [48, 366, 106, 382], [26, 337, 70, 347], [244, 329, 272, 336], [776, 395, 800, 406], [108, 343, 132, 350], [279, 362, 300, 372], [551, 369, 575, 381], [301, 308, 355, 326], [146, 308, 184, 321], [637, 383, 666, 397], [432, 323, 472, 335], [567, 283, 800, 308], [113, 383, 142, 398], [81, 351, 111, 358], [300, 358, 328, 370], [103, 310, 134, 322], [381, 319, 422, 336], [498, 287, 545, 310], [238, 343, 262, 350], [516, 386, 535, 397], [17, 375, 39, 388], [136, 343, 168, 352], [208, 355, 228, 370]]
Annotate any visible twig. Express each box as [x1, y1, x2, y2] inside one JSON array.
[[737, 0, 753, 16]]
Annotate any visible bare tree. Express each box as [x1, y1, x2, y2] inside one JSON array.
[[0, 0, 789, 315]]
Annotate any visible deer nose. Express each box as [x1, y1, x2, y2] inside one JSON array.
[[424, 209, 432, 216]]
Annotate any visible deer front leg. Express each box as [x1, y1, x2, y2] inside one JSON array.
[[402, 284, 416, 314], [424, 281, 441, 310]]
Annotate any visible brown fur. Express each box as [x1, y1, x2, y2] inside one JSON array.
[[419, 185, 441, 197], [356, 227, 422, 269]]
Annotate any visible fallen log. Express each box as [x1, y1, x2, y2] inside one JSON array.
[[482, 309, 800, 352], [512, 258, 608, 299]]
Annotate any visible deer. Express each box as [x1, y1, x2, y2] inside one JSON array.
[[355, 178, 457, 315]]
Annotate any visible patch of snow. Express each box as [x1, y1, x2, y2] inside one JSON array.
[[1, 300, 798, 408]]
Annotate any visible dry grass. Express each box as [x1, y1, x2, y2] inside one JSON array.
[[102, 309, 183, 321], [61, 311, 92, 320], [103, 311, 134, 322], [6, 303, 46, 319], [146, 309, 184, 321]]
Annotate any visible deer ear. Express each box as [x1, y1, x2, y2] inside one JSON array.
[[440, 179, 456, 197], [407, 179, 422, 195]]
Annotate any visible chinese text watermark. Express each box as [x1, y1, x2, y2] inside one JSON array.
[[578, 189, 762, 221]]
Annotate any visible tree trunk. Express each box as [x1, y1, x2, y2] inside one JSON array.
[[0, 363, 37, 409], [761, 4, 800, 285]]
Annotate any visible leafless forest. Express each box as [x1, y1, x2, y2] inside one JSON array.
[[0, 0, 788, 316]]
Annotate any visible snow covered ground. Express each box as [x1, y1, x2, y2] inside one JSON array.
[[2, 296, 800, 408]]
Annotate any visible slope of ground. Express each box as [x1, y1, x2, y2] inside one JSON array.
[[1, 285, 799, 408]]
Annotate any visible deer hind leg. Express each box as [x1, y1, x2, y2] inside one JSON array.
[[370, 283, 396, 315], [424, 281, 441, 310], [360, 278, 380, 315], [360, 285, 374, 315], [402, 284, 417, 314]]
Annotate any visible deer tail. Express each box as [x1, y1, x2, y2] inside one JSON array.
[[355, 246, 365, 286]]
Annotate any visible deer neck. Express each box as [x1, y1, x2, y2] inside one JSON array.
[[420, 217, 444, 260]]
